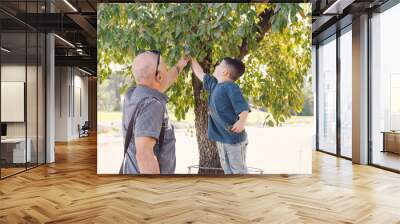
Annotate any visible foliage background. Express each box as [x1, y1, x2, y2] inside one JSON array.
[[97, 3, 312, 125]]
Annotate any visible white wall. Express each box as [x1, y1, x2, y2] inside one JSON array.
[[72, 73, 89, 137], [1, 77, 25, 123], [55, 67, 69, 141], [1, 65, 27, 138], [54, 67, 89, 141]]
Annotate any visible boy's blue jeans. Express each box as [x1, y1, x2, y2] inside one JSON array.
[[216, 138, 248, 174]]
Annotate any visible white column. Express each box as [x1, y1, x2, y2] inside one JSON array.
[[45, 0, 55, 163], [46, 33, 55, 163]]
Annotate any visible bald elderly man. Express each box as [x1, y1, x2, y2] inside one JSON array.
[[120, 51, 189, 174]]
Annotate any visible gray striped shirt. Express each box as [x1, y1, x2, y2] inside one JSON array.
[[121, 85, 176, 174]]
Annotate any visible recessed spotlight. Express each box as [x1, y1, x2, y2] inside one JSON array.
[[322, 0, 354, 15], [78, 67, 92, 76], [63, 0, 78, 12], [1, 47, 11, 53], [54, 34, 75, 48]]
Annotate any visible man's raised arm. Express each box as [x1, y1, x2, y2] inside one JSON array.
[[190, 58, 205, 82], [165, 55, 190, 89]]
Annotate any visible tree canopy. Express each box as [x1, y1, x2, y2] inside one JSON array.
[[98, 3, 312, 125]]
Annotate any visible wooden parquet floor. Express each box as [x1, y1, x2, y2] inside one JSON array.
[[1, 135, 400, 224]]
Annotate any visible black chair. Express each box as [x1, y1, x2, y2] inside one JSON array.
[[79, 121, 90, 138]]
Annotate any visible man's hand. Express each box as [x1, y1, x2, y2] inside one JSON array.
[[177, 55, 190, 71], [165, 55, 190, 90]]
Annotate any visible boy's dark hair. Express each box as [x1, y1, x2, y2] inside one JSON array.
[[223, 57, 245, 81]]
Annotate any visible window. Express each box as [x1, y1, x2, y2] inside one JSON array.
[[340, 27, 352, 158], [390, 75, 400, 131], [0, 1, 47, 179], [317, 36, 337, 154], [370, 3, 400, 171]]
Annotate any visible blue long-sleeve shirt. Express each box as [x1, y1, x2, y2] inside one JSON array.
[[203, 74, 250, 144]]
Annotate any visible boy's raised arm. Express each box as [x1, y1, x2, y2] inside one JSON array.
[[190, 58, 205, 82]]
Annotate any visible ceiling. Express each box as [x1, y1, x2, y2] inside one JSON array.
[[2, 0, 398, 73], [312, 0, 391, 44], [0, 0, 97, 75]]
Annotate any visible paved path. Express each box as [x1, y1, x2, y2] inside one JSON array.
[[98, 124, 313, 174]]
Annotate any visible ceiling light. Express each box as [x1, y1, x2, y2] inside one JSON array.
[[76, 49, 85, 55], [63, 0, 78, 12], [322, 0, 355, 15], [1, 47, 11, 53], [78, 67, 92, 76], [54, 34, 75, 48]]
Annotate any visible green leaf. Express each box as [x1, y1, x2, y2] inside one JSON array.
[[98, 2, 311, 126]]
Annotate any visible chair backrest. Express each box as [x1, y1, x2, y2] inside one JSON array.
[[82, 121, 90, 129]]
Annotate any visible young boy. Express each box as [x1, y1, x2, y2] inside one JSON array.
[[190, 57, 250, 174]]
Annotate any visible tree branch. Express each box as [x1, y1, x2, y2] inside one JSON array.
[[238, 8, 275, 60]]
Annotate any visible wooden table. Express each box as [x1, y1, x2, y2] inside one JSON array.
[[381, 131, 400, 154]]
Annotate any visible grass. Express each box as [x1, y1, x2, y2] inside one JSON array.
[[98, 111, 123, 122]]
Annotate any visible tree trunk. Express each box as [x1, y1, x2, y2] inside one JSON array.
[[191, 57, 223, 175]]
